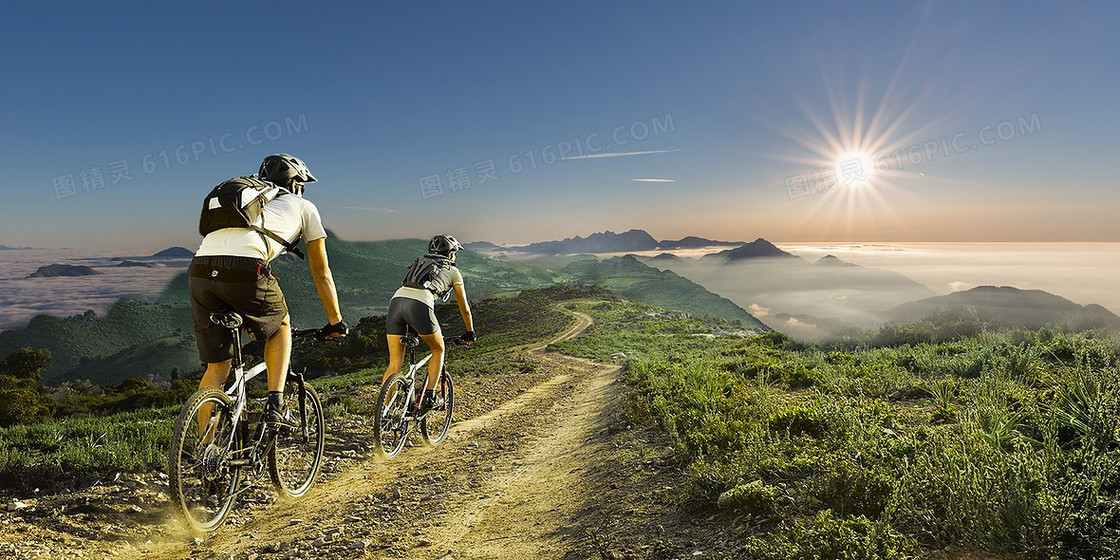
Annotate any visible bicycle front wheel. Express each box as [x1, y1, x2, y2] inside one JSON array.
[[420, 370, 454, 446], [374, 372, 411, 459], [168, 388, 241, 532], [268, 383, 325, 499]]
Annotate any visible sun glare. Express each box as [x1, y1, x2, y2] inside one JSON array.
[[836, 151, 875, 185], [758, 54, 956, 239]]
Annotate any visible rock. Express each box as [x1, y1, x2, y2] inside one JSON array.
[[5, 501, 27, 512], [190, 538, 203, 546], [349, 539, 371, 550]]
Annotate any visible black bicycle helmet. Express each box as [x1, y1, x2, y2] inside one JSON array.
[[428, 234, 463, 257], [258, 154, 317, 185]]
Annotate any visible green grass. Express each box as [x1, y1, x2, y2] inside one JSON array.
[[0, 406, 175, 494], [558, 299, 1120, 559]]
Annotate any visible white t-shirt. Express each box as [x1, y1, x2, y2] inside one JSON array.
[[195, 192, 327, 262]]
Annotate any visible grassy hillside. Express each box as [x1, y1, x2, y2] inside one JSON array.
[[62, 336, 200, 386], [0, 299, 193, 382], [561, 255, 767, 329], [889, 285, 1120, 330], [557, 300, 1120, 558]]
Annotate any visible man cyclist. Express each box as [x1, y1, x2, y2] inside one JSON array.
[[382, 234, 474, 412], [189, 154, 348, 425]]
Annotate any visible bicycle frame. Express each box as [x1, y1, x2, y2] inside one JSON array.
[[399, 335, 434, 414], [208, 323, 313, 472]]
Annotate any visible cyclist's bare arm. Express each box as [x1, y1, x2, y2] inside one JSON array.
[[307, 237, 344, 327], [453, 283, 473, 336]]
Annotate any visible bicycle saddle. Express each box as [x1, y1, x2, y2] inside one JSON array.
[[210, 312, 244, 329]]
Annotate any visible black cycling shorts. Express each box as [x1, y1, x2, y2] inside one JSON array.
[[188, 256, 288, 363], [386, 296, 439, 336]]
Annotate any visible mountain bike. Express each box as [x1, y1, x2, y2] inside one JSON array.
[[373, 331, 464, 459], [168, 312, 327, 532]]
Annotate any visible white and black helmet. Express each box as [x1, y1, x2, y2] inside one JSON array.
[[428, 234, 463, 256], [258, 154, 317, 185]]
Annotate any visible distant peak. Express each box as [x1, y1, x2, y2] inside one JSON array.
[[815, 254, 855, 266], [712, 237, 798, 260], [508, 229, 658, 254], [151, 246, 195, 258]]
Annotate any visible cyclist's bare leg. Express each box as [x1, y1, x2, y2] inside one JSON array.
[[381, 335, 405, 407], [382, 335, 405, 386], [264, 315, 292, 394], [197, 360, 232, 439], [419, 332, 445, 392]]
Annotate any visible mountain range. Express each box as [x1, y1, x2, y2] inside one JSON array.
[[474, 229, 743, 255], [887, 285, 1120, 330]]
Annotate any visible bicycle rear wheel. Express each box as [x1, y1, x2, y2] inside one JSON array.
[[268, 383, 325, 499], [420, 370, 454, 446], [373, 372, 411, 459], [168, 388, 241, 532]]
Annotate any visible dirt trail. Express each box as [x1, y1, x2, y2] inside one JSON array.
[[4, 302, 672, 560]]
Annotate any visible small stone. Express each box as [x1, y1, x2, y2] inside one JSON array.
[[416, 539, 431, 547], [289, 518, 303, 525], [350, 539, 371, 550], [190, 538, 203, 546], [5, 501, 27, 512]]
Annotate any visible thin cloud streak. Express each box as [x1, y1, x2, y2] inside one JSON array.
[[631, 178, 677, 182], [562, 149, 682, 160]]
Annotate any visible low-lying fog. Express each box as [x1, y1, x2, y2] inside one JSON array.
[[0, 249, 188, 331], [608, 243, 1120, 329]]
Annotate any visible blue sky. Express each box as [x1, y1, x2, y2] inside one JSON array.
[[2, 1, 1118, 251]]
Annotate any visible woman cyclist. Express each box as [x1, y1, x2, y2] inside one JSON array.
[[382, 234, 474, 412]]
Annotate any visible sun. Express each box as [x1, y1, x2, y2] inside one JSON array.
[[835, 151, 875, 186]]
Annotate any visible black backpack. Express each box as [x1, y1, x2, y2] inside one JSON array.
[[199, 176, 304, 259], [402, 254, 455, 298]]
